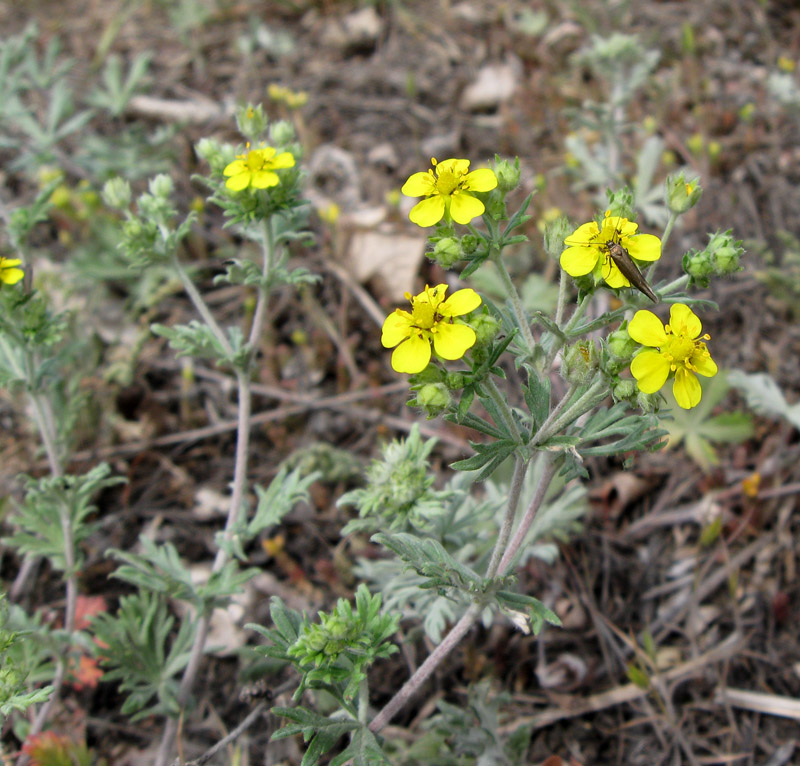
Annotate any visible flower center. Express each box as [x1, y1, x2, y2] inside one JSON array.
[[245, 151, 266, 171], [665, 335, 695, 365], [410, 298, 437, 329], [435, 169, 460, 197]]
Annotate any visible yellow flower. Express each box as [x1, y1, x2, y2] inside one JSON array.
[[0, 257, 24, 285], [223, 145, 295, 191], [628, 303, 718, 409], [401, 158, 497, 227], [381, 284, 482, 374], [560, 214, 661, 290]]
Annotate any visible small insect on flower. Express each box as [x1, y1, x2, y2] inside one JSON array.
[[0, 256, 24, 285], [401, 158, 497, 227], [223, 144, 295, 191], [628, 303, 718, 409], [381, 284, 482, 374], [560, 214, 661, 302]]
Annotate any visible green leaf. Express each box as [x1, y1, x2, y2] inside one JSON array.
[[728, 369, 800, 430], [90, 590, 196, 720], [271, 706, 360, 766], [659, 372, 754, 471], [373, 532, 482, 595], [3, 464, 124, 574]]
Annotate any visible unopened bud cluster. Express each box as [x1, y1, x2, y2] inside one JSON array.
[[683, 229, 744, 287]]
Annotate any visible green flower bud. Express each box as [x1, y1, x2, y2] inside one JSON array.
[[461, 235, 479, 255], [683, 229, 744, 287], [707, 229, 744, 275], [269, 119, 296, 146], [682, 247, 714, 287], [543, 215, 574, 261], [444, 371, 466, 390], [612, 377, 637, 401], [414, 383, 452, 418], [431, 237, 463, 268], [236, 103, 268, 140], [493, 157, 521, 192], [636, 390, 661, 413], [149, 174, 174, 199], [604, 187, 635, 220], [470, 310, 502, 348], [482, 192, 506, 220], [195, 137, 227, 173], [562, 341, 598, 385], [102, 177, 132, 209], [411, 365, 445, 384], [665, 171, 702, 214], [607, 323, 637, 361]]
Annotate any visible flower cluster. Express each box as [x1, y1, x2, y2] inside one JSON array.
[[223, 144, 295, 191], [381, 284, 481, 374], [629, 303, 717, 409], [560, 214, 661, 293], [401, 158, 497, 227]]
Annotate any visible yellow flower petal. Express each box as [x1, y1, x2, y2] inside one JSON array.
[[392, 333, 431, 373], [250, 170, 280, 188], [223, 160, 246, 177], [449, 192, 485, 225], [409, 196, 445, 226], [271, 151, 296, 169], [0, 259, 24, 285], [560, 245, 600, 277], [564, 221, 600, 246], [432, 322, 476, 360], [691, 347, 718, 377], [401, 171, 436, 197], [463, 167, 498, 192], [439, 288, 481, 317], [624, 233, 661, 262], [669, 303, 702, 339], [672, 368, 702, 408], [628, 310, 668, 347], [602, 258, 631, 288], [225, 173, 251, 191], [630, 350, 670, 393], [381, 309, 414, 348]]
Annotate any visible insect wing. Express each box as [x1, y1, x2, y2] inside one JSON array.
[[605, 242, 659, 303]]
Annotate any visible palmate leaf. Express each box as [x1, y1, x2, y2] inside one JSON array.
[[659, 372, 754, 472], [271, 706, 360, 766], [372, 532, 482, 595]]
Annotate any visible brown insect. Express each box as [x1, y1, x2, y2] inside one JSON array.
[[603, 239, 659, 304]]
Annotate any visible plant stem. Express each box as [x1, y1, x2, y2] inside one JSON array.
[[647, 210, 679, 285], [171, 255, 234, 358], [483, 377, 521, 442], [155, 223, 276, 766], [656, 273, 690, 296], [531, 377, 606, 448], [368, 603, 482, 733], [485, 454, 528, 579], [554, 269, 569, 328], [497, 455, 556, 576], [490, 251, 536, 357]]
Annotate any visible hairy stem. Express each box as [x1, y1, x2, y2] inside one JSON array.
[[485, 454, 528, 580], [490, 251, 536, 356], [497, 455, 556, 576], [171, 255, 234, 358], [369, 603, 482, 733], [483, 377, 521, 442], [155, 224, 275, 766], [646, 209, 679, 285]]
